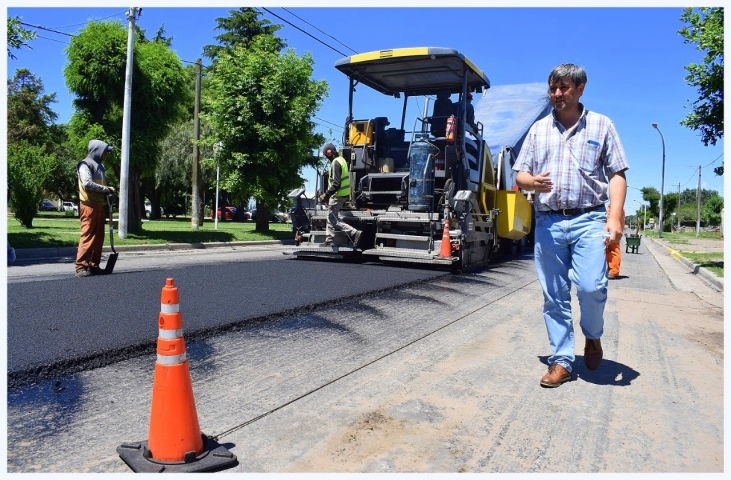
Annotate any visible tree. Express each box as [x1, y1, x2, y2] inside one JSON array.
[[202, 9, 326, 231], [6, 68, 78, 207], [7, 16, 36, 60], [151, 119, 217, 219], [7, 142, 56, 228], [204, 35, 327, 231], [702, 193, 723, 226], [678, 8, 724, 174], [641, 187, 660, 221], [7, 68, 58, 146], [64, 20, 189, 233], [202, 7, 286, 62]]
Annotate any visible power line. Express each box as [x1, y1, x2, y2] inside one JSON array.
[[314, 116, 342, 129], [313, 120, 343, 132], [19, 21, 73, 37], [260, 7, 349, 57], [35, 34, 69, 45], [48, 10, 128, 29], [280, 7, 358, 55], [18, 12, 346, 133], [703, 152, 723, 169]]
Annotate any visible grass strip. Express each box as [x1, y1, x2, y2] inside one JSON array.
[[8, 214, 293, 249]]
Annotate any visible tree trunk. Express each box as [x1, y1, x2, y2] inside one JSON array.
[[255, 199, 270, 232], [128, 168, 143, 234]]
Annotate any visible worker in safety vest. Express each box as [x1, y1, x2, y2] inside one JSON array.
[[318, 143, 363, 248]]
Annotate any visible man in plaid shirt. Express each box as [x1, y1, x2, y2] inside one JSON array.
[[513, 63, 629, 388]]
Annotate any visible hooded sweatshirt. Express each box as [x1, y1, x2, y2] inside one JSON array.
[[78, 139, 112, 205]]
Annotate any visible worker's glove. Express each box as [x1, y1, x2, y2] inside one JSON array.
[[319, 193, 329, 203]]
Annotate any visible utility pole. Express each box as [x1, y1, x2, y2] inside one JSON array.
[[676, 183, 681, 229], [651, 123, 666, 238], [191, 58, 202, 230], [696, 165, 702, 237], [119, 7, 142, 239]]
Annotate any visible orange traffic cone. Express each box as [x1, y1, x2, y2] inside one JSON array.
[[117, 278, 237, 473], [439, 219, 453, 258]]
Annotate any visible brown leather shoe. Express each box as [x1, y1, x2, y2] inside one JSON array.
[[584, 338, 603, 370], [540, 363, 571, 388]]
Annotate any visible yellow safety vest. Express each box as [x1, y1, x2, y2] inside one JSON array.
[[329, 156, 350, 197]]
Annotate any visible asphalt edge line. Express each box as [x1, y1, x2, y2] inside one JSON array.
[[13, 239, 295, 260]]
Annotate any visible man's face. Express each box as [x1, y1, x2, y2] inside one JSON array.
[[324, 149, 335, 160], [548, 77, 584, 113]]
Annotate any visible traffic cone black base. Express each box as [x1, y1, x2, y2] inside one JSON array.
[[117, 433, 237, 473]]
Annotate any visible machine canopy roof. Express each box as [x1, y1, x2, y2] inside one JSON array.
[[335, 47, 490, 97]]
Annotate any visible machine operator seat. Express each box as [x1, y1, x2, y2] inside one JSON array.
[[430, 89, 455, 138]]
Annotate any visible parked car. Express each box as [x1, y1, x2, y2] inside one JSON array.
[[39, 200, 56, 211], [250, 208, 286, 222], [210, 205, 237, 221], [62, 201, 79, 214], [144, 201, 164, 217]]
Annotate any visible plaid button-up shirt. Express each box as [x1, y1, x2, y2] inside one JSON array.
[[513, 104, 629, 212]]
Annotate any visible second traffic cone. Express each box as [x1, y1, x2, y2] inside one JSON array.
[[117, 278, 237, 473], [439, 219, 453, 258]]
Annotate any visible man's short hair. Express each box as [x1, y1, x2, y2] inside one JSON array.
[[548, 63, 587, 87]]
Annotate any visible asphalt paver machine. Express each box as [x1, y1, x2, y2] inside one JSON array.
[[289, 47, 532, 270]]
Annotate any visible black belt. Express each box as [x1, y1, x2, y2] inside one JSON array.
[[544, 205, 603, 216]]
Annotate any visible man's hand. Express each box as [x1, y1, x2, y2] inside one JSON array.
[[532, 172, 553, 193], [605, 217, 623, 244], [319, 193, 329, 203], [107, 186, 116, 195]]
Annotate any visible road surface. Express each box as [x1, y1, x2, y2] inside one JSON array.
[[5, 240, 723, 474]]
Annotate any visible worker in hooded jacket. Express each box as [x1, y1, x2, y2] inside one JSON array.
[[75, 139, 115, 277]]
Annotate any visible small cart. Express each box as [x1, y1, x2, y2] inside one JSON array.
[[625, 234, 641, 253]]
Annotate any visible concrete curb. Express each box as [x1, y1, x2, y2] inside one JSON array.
[[644, 236, 723, 291], [14, 239, 295, 260]]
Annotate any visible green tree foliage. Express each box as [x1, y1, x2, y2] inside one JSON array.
[[7, 16, 36, 60], [643, 186, 723, 227], [202, 9, 326, 231], [7, 142, 56, 228], [151, 120, 217, 220], [204, 35, 327, 231], [7, 68, 58, 146], [641, 187, 660, 221], [6, 68, 78, 206], [64, 20, 189, 233], [202, 7, 286, 62], [678, 8, 724, 174], [702, 193, 723, 226]]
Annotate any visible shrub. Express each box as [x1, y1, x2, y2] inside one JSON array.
[[7, 142, 56, 228]]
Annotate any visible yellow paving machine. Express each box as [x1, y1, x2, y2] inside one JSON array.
[[289, 47, 533, 270]]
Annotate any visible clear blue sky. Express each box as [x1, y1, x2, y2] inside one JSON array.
[[5, 5, 726, 218]]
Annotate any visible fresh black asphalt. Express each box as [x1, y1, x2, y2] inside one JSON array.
[[7, 257, 447, 386]]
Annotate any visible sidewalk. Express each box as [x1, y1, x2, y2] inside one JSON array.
[[641, 233, 724, 292]]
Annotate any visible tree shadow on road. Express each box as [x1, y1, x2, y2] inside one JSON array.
[[538, 355, 640, 386]]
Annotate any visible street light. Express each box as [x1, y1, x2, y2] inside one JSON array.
[[651, 123, 666, 238], [634, 200, 647, 231]]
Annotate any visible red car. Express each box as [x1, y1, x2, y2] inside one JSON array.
[[211, 206, 237, 220]]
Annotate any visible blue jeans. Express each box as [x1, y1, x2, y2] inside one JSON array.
[[534, 208, 608, 372]]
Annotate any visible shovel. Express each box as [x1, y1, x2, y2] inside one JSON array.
[[102, 194, 118, 274]]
